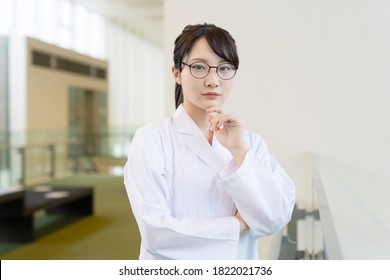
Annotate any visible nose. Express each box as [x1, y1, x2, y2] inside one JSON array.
[[205, 68, 220, 88]]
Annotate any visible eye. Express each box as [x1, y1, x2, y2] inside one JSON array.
[[218, 64, 235, 72], [191, 63, 208, 71]]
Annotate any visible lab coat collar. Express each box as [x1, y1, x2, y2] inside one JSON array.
[[173, 105, 226, 173], [173, 104, 201, 135]]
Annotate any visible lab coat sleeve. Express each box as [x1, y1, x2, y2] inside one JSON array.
[[124, 125, 240, 260], [219, 133, 295, 238]]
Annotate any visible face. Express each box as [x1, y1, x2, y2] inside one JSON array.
[[172, 37, 235, 115]]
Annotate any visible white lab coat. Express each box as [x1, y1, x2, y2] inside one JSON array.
[[124, 105, 295, 260]]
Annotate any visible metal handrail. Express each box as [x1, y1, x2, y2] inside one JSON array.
[[0, 139, 80, 152], [311, 155, 344, 259], [0, 140, 94, 187]]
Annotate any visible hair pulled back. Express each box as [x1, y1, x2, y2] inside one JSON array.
[[173, 23, 239, 108]]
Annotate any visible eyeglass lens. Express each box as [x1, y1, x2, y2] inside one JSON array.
[[189, 62, 236, 80]]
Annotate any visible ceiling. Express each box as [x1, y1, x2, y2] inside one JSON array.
[[73, 0, 164, 46]]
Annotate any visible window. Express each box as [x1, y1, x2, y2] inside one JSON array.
[[0, 0, 12, 35], [58, 0, 73, 48], [37, 0, 56, 43]]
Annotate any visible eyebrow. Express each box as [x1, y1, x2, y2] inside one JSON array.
[[188, 57, 227, 64]]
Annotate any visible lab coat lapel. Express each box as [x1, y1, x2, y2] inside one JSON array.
[[186, 135, 225, 173], [173, 105, 225, 173]]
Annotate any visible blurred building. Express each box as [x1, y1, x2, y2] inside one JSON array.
[[0, 0, 165, 187]]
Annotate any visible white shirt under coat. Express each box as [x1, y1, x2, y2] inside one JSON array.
[[124, 105, 295, 260]]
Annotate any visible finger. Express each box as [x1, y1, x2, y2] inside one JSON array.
[[207, 111, 220, 130], [206, 107, 225, 114], [208, 115, 219, 131], [210, 115, 226, 131], [208, 113, 220, 131], [215, 117, 225, 130]]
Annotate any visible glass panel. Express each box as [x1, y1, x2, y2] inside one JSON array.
[[37, 0, 56, 43], [0, 0, 12, 35], [58, 0, 73, 49], [0, 36, 8, 136], [88, 11, 106, 59], [74, 4, 88, 54], [15, 0, 38, 36], [0, 128, 135, 189]]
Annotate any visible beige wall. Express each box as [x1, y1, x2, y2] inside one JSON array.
[[164, 0, 390, 211], [26, 38, 108, 132], [9, 36, 108, 136]]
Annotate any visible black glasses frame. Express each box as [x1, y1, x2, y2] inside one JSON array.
[[181, 61, 237, 80]]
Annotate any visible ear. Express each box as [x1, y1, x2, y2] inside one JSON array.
[[172, 66, 181, 85]]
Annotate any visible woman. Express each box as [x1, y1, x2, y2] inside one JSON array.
[[124, 23, 295, 260]]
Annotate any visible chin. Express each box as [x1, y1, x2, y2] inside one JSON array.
[[205, 100, 223, 108]]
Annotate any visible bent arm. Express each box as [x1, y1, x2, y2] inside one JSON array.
[[124, 127, 240, 259], [220, 135, 295, 238]]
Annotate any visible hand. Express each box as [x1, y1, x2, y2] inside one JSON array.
[[206, 107, 249, 166], [235, 211, 249, 233]]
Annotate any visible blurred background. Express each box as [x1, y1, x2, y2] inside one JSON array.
[[0, 0, 389, 260]]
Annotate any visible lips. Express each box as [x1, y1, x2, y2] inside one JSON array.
[[202, 92, 221, 97]]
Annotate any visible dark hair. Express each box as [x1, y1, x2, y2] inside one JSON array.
[[173, 23, 239, 108]]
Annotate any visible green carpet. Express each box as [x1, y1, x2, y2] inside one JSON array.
[[0, 173, 141, 259]]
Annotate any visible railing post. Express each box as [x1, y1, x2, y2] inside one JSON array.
[[48, 144, 55, 178], [72, 143, 80, 173], [0, 150, 4, 187], [18, 147, 25, 186]]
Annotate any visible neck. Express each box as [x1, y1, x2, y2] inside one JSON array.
[[183, 103, 210, 133]]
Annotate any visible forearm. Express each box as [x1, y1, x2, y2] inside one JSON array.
[[137, 209, 241, 259], [221, 151, 295, 237], [229, 144, 249, 167]]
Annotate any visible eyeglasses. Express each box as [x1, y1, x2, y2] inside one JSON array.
[[181, 61, 237, 80]]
